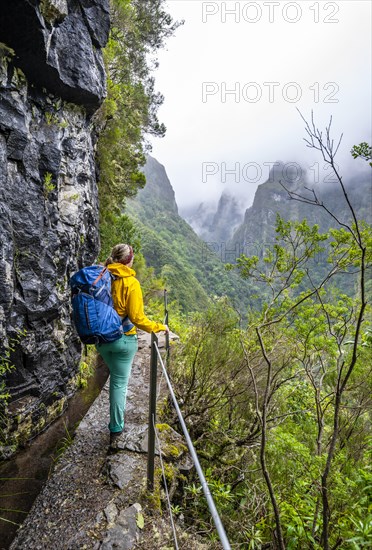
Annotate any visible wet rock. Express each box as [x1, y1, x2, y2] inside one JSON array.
[[106, 454, 138, 490], [155, 423, 188, 461], [122, 425, 152, 454], [39, 142, 62, 178], [0, 0, 109, 111], [0, 0, 107, 449], [80, 0, 111, 48], [6, 129, 28, 161], [122, 424, 187, 460], [104, 502, 119, 526], [178, 453, 195, 476], [100, 503, 143, 550]]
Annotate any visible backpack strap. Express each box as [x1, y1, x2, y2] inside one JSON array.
[[92, 267, 107, 287]]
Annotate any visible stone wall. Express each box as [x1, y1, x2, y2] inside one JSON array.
[[0, 0, 110, 456]]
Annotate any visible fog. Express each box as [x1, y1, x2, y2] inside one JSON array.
[[150, 0, 372, 212]]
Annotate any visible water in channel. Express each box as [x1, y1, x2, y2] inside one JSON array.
[[0, 360, 109, 549]]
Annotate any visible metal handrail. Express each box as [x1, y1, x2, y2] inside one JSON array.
[[147, 304, 231, 549]]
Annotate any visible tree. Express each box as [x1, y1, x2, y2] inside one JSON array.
[[351, 142, 372, 166], [95, 0, 182, 254], [281, 114, 371, 549], [231, 114, 371, 548]]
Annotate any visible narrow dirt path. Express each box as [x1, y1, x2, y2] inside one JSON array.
[[10, 332, 211, 550]]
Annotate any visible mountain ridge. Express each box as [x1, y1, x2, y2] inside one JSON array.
[[128, 155, 371, 310], [230, 165, 372, 253], [127, 155, 255, 313], [180, 160, 371, 254]]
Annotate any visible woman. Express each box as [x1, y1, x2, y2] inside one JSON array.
[[97, 243, 168, 452]]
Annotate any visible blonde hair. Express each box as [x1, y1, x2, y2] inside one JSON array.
[[105, 244, 133, 266]]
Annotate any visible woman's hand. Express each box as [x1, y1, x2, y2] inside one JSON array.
[[164, 325, 170, 334]]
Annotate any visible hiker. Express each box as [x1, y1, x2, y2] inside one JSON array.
[[97, 243, 169, 452]]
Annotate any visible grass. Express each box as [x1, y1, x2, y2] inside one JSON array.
[[52, 421, 74, 463]]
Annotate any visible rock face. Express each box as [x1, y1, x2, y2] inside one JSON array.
[[0, 0, 109, 455], [0, 0, 109, 112]]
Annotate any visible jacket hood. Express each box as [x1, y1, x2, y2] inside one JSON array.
[[107, 263, 136, 278]]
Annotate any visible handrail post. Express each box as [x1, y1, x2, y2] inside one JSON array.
[[147, 331, 158, 491], [164, 289, 169, 354]]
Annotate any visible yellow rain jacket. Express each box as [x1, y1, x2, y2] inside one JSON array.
[[107, 263, 166, 335]]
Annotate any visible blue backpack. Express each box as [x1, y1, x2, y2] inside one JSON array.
[[69, 265, 134, 345]]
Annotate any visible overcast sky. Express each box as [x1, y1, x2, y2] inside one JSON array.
[[150, 0, 372, 212]]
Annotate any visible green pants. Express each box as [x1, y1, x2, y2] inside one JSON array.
[[97, 334, 138, 433]]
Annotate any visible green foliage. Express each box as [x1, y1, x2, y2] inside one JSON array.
[[171, 299, 246, 434], [351, 142, 372, 166], [76, 362, 93, 390], [75, 346, 97, 389], [92, 11, 371, 548], [44, 111, 59, 126], [126, 199, 256, 314], [0, 329, 27, 454], [136, 511, 145, 529], [0, 359, 14, 406], [0, 329, 27, 405], [96, 0, 181, 255], [52, 421, 74, 463], [125, 212, 209, 312], [168, 202, 371, 546], [98, 213, 141, 263], [43, 171, 55, 198], [230, 215, 329, 300]]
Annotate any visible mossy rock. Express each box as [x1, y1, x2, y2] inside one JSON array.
[[40, 0, 68, 24], [155, 423, 187, 461]]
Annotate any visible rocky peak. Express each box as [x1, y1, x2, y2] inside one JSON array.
[[136, 155, 178, 215], [230, 162, 371, 256], [182, 190, 244, 244]]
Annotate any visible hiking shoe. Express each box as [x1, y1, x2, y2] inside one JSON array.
[[108, 431, 125, 454]]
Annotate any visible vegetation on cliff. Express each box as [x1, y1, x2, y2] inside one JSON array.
[[95, 0, 181, 261], [166, 125, 372, 548]]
